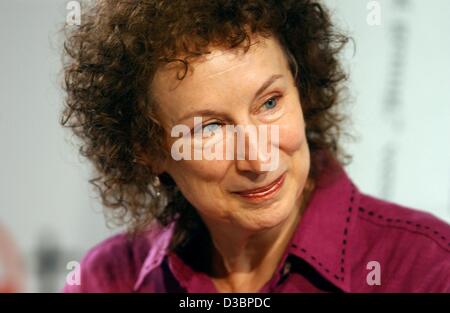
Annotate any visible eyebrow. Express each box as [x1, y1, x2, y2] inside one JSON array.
[[177, 74, 284, 123]]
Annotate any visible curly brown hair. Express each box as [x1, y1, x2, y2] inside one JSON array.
[[61, 0, 352, 249]]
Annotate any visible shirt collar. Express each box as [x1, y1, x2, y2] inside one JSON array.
[[286, 153, 359, 292], [133, 222, 174, 291], [134, 152, 360, 292]]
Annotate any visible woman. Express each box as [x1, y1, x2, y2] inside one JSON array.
[[61, 0, 450, 292]]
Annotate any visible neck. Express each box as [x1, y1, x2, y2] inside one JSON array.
[[212, 206, 300, 272]]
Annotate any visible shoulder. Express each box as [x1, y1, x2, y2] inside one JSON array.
[[349, 192, 450, 292], [63, 224, 170, 293]]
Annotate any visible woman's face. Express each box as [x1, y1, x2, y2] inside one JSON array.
[[151, 34, 311, 232]]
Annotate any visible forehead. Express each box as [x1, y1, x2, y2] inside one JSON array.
[[150, 35, 290, 125]]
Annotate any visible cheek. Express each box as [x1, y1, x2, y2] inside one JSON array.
[[277, 109, 310, 200], [167, 158, 229, 187], [165, 134, 232, 184], [166, 159, 231, 221], [278, 109, 305, 155]]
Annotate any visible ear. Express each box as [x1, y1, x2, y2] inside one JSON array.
[[152, 157, 169, 176], [134, 146, 169, 175]]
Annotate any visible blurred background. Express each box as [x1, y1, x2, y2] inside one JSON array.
[[0, 0, 449, 292]]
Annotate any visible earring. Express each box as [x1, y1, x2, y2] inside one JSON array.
[[153, 175, 161, 198]]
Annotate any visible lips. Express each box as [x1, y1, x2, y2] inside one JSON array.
[[233, 172, 286, 198]]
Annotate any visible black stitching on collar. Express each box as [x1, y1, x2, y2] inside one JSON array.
[[338, 184, 356, 281], [357, 205, 450, 250]]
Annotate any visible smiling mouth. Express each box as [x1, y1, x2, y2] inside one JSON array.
[[232, 172, 286, 201]]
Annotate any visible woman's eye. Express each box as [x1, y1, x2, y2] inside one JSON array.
[[202, 123, 222, 136], [262, 96, 279, 110]]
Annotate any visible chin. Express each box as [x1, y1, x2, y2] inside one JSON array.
[[235, 200, 297, 232]]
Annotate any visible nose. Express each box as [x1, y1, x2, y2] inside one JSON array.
[[233, 126, 274, 173]]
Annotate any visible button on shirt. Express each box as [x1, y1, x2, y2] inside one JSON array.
[[64, 156, 450, 292]]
